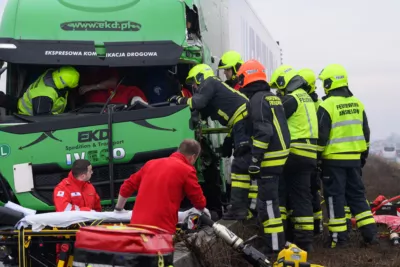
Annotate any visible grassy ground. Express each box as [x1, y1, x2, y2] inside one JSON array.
[[182, 155, 400, 267], [182, 222, 400, 267]]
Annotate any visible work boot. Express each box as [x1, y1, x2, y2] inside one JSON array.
[[323, 240, 350, 249], [222, 205, 248, 220], [222, 185, 249, 220], [346, 219, 353, 234], [255, 240, 280, 262], [361, 236, 380, 247], [246, 209, 255, 220]]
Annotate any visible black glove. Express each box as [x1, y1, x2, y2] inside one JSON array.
[[233, 143, 251, 157], [361, 157, 366, 168], [248, 156, 261, 180], [168, 95, 187, 105], [221, 136, 233, 158]]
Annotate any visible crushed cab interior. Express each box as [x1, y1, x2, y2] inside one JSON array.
[[0, 62, 196, 123]]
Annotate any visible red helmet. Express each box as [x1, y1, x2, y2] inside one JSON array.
[[237, 59, 267, 88]]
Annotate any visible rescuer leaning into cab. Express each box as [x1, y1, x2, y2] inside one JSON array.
[[17, 66, 80, 116]]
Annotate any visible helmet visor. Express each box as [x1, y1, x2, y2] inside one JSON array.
[[218, 59, 231, 69], [185, 76, 196, 86]]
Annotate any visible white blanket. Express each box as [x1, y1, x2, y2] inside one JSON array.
[[15, 208, 201, 232], [16, 211, 132, 232]]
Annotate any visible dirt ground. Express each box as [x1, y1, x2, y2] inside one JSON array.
[[363, 155, 400, 200], [182, 155, 400, 267]]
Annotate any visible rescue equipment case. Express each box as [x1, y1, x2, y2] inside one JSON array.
[[73, 224, 174, 267]]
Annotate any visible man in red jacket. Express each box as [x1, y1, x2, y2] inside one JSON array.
[[79, 67, 148, 106], [53, 159, 101, 212], [114, 139, 209, 234]]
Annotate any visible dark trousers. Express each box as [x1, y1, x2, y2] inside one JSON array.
[[230, 154, 252, 213], [257, 174, 285, 252], [310, 169, 323, 234], [248, 179, 258, 216], [321, 164, 377, 246], [226, 120, 252, 216], [279, 155, 314, 247]]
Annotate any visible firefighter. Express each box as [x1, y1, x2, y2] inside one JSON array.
[[218, 50, 244, 90], [168, 64, 252, 220], [299, 68, 354, 233], [53, 159, 101, 212], [18, 66, 80, 116], [114, 139, 209, 234], [270, 65, 318, 252], [298, 68, 323, 235], [298, 68, 321, 109], [317, 63, 378, 248], [236, 59, 290, 253]]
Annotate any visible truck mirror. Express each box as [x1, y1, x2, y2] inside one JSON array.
[[211, 56, 217, 64]]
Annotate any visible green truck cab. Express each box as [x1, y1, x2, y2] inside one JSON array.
[[0, 0, 229, 216]]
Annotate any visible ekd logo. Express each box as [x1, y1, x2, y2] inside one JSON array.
[[60, 21, 142, 32]]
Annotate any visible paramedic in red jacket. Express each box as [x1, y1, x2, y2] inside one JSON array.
[[53, 159, 101, 212], [114, 139, 208, 234]]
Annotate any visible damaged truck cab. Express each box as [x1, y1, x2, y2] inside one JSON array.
[[0, 0, 228, 216]]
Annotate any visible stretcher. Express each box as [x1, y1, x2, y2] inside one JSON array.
[[347, 195, 400, 245], [0, 208, 195, 267]]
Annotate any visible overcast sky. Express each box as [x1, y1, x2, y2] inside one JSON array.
[[0, 0, 397, 140], [248, 0, 400, 141]]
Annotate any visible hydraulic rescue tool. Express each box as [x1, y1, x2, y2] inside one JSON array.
[[197, 214, 324, 267], [199, 214, 271, 267]]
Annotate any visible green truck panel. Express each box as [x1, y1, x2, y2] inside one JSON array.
[[0, 0, 228, 215], [0, 0, 187, 45]]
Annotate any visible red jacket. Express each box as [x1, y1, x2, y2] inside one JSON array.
[[181, 88, 193, 98], [53, 172, 101, 212], [119, 152, 206, 234], [84, 85, 148, 105]]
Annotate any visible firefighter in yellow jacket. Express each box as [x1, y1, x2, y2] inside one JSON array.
[[270, 65, 318, 252], [299, 68, 353, 235], [317, 64, 378, 248], [298, 68, 323, 235], [18, 66, 80, 116]]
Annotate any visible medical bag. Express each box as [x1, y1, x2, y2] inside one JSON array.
[[72, 224, 174, 267]]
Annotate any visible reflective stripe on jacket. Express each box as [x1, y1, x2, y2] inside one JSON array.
[[319, 95, 367, 160], [287, 89, 318, 159]]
